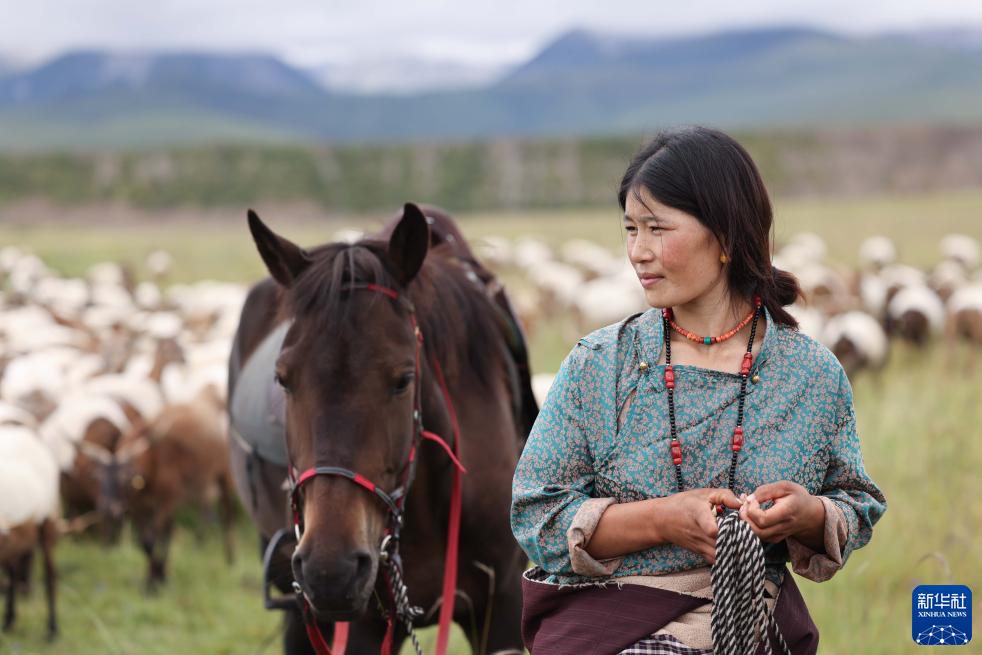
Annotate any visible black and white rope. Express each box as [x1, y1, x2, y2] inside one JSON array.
[[710, 511, 791, 655]]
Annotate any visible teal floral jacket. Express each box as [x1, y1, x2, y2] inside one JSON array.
[[511, 306, 887, 588]]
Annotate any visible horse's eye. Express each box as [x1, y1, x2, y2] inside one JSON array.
[[275, 372, 292, 394], [392, 372, 414, 395]]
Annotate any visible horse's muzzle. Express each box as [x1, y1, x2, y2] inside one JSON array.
[[291, 546, 375, 619]]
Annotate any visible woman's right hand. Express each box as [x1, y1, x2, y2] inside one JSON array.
[[656, 488, 743, 564]]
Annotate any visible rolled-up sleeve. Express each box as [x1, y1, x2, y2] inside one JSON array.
[[789, 367, 887, 581], [511, 343, 601, 576]]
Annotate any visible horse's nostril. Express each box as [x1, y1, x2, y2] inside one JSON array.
[[291, 550, 305, 587], [353, 550, 372, 583]]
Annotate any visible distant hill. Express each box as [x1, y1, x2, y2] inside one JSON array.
[[2, 26, 982, 149]]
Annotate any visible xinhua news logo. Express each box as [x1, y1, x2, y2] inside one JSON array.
[[912, 585, 972, 646]]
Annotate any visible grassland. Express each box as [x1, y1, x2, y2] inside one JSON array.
[[1, 189, 980, 654]]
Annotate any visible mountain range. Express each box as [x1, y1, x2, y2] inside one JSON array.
[[2, 25, 982, 148]]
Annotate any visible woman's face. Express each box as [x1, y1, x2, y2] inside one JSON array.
[[623, 185, 726, 308]]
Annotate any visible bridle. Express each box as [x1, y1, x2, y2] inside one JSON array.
[[285, 282, 466, 655]]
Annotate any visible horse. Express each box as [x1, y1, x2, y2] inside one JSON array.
[[227, 203, 536, 654]]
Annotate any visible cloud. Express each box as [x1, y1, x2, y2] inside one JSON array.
[[2, 0, 982, 67]]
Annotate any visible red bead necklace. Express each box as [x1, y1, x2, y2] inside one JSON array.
[[659, 296, 763, 495], [667, 296, 761, 346]]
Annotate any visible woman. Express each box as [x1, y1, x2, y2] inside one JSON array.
[[510, 126, 887, 655]]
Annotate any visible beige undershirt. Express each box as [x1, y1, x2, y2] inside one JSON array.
[[566, 496, 848, 651], [614, 567, 779, 651]]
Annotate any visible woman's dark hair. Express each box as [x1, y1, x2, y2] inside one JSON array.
[[618, 125, 801, 328]]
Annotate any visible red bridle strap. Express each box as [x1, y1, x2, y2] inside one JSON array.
[[430, 356, 462, 655]]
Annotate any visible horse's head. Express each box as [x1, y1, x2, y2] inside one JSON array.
[[248, 204, 431, 620]]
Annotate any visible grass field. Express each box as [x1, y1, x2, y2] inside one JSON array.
[[1, 189, 980, 654]]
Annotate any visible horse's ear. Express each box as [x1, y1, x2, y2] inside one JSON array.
[[387, 203, 430, 286], [247, 209, 311, 287]]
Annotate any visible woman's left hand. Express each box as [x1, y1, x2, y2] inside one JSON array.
[[738, 481, 825, 546]]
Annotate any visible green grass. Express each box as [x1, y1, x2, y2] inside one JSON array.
[[4, 342, 977, 654], [2, 189, 980, 653]]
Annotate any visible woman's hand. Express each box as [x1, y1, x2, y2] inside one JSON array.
[[739, 481, 825, 549], [658, 487, 742, 564]]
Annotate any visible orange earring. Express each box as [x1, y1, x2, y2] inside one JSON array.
[[720, 253, 729, 264]]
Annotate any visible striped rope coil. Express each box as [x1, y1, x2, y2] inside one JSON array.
[[710, 511, 792, 655]]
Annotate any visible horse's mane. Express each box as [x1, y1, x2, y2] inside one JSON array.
[[279, 239, 503, 388]]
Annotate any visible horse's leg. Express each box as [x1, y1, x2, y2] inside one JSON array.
[[2, 563, 14, 632], [41, 519, 58, 640], [471, 551, 525, 655], [345, 615, 396, 655]]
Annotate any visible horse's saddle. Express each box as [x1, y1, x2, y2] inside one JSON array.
[[230, 207, 539, 467], [378, 205, 539, 438], [229, 321, 290, 467]]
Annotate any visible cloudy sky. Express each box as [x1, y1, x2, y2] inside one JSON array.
[[2, 0, 982, 68]]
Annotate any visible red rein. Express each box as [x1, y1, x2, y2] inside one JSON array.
[[287, 282, 466, 655]]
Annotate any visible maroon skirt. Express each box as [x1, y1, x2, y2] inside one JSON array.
[[521, 567, 818, 655]]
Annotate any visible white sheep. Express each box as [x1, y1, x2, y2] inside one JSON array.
[[887, 285, 946, 345], [940, 234, 980, 270], [946, 284, 982, 346], [857, 236, 897, 271], [0, 425, 60, 638], [560, 239, 620, 279], [474, 236, 513, 270], [527, 260, 584, 310], [928, 260, 968, 301], [513, 237, 553, 271], [857, 272, 889, 320], [145, 249, 174, 279], [786, 303, 825, 342], [38, 392, 132, 472], [821, 311, 889, 377], [573, 276, 647, 333], [531, 373, 556, 408]]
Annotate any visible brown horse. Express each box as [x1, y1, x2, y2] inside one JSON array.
[[228, 203, 534, 654]]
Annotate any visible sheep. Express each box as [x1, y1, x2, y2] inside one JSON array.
[[81, 374, 164, 427], [821, 311, 889, 378], [113, 389, 235, 590], [531, 373, 556, 408], [0, 348, 90, 421], [331, 228, 365, 245], [793, 263, 852, 313], [513, 237, 553, 271], [858, 236, 898, 271], [786, 303, 825, 342], [145, 249, 173, 281], [0, 402, 36, 429], [945, 284, 982, 375], [526, 260, 584, 312], [928, 260, 968, 302], [474, 236, 513, 270], [940, 234, 980, 271], [560, 239, 620, 280], [38, 393, 132, 532], [857, 272, 889, 321], [0, 426, 59, 639], [886, 285, 946, 345], [573, 275, 647, 333], [879, 263, 928, 309], [774, 233, 827, 275]]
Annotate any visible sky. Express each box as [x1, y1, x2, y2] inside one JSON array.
[[2, 0, 982, 69]]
